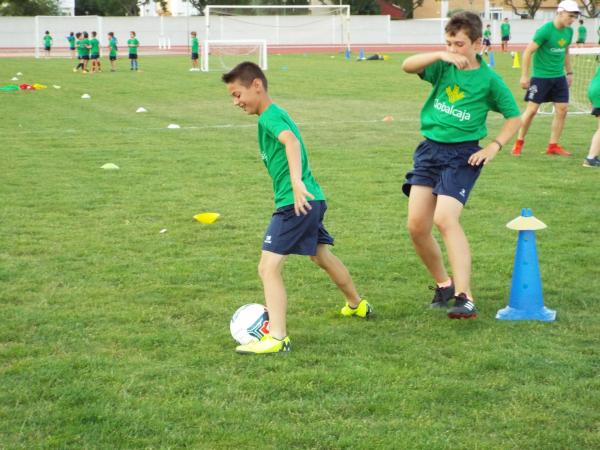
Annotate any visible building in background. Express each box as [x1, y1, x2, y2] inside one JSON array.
[[59, 0, 74, 15]]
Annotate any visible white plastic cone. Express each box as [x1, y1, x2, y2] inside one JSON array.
[[136, 107, 147, 113], [167, 124, 180, 129], [81, 93, 91, 99], [101, 163, 119, 170]]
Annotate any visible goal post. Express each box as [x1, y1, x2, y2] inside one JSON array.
[[201, 39, 268, 72], [203, 5, 351, 51], [538, 47, 599, 115]]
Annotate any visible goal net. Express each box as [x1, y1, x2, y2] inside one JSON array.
[[539, 47, 599, 115], [569, 47, 600, 114], [204, 5, 350, 51], [201, 39, 267, 72]]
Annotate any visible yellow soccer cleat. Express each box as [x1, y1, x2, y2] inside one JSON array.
[[340, 299, 373, 319], [236, 335, 291, 355]]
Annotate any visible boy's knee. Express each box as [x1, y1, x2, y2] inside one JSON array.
[[555, 104, 568, 116], [258, 260, 277, 279], [433, 212, 457, 234], [407, 218, 429, 240]]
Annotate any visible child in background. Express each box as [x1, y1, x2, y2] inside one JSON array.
[[583, 65, 600, 167], [73, 32, 84, 72], [482, 24, 492, 56], [43, 31, 52, 57], [90, 31, 101, 73], [108, 32, 118, 72], [128, 31, 139, 71], [190, 31, 200, 72], [67, 32, 75, 59]]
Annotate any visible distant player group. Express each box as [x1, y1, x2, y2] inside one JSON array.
[[42, 30, 201, 72]]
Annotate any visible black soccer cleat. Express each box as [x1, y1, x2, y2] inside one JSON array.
[[448, 293, 478, 319], [429, 283, 455, 309]]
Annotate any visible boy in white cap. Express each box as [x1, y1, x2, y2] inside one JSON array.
[[511, 0, 579, 157]]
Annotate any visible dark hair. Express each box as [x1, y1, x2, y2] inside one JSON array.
[[83, 31, 89, 38], [108, 32, 114, 37], [579, 19, 584, 24], [70, 32, 74, 36], [91, 31, 96, 37], [445, 11, 482, 42], [76, 32, 81, 38], [130, 31, 136, 36], [221, 61, 268, 91]]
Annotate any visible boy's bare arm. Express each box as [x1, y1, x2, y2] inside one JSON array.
[[564, 49, 573, 86], [278, 130, 315, 216], [520, 41, 540, 89], [468, 116, 522, 166], [402, 51, 470, 73]]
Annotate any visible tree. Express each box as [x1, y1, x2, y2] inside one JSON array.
[[504, 0, 548, 19], [395, 0, 424, 18], [0, 0, 60, 15], [75, 0, 168, 16], [580, 0, 598, 18]]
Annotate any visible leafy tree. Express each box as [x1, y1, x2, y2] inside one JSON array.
[[348, 0, 380, 15], [395, 0, 424, 18], [579, 0, 598, 18], [0, 0, 60, 15], [504, 0, 547, 19], [75, 0, 168, 16]]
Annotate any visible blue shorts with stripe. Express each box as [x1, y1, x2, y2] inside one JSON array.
[[262, 200, 334, 256], [525, 76, 569, 104], [402, 139, 483, 205]]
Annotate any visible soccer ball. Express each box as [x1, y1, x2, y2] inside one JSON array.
[[230, 303, 270, 345]]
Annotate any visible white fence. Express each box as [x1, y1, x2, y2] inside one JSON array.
[[1, 15, 599, 49]]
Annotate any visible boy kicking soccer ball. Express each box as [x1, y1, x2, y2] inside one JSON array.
[[401, 12, 521, 318], [222, 62, 372, 354]]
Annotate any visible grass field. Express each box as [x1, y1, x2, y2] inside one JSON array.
[[1, 52, 600, 449]]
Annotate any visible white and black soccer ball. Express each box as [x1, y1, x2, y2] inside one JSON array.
[[230, 304, 270, 345]]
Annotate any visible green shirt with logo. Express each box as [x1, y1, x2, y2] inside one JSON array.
[[109, 37, 118, 57], [257, 103, 325, 209], [483, 29, 491, 39], [588, 65, 600, 108], [577, 25, 586, 42], [532, 21, 573, 78], [90, 38, 100, 55], [128, 38, 139, 55], [501, 22, 510, 38], [67, 35, 75, 49], [43, 35, 52, 47], [418, 56, 520, 143], [191, 37, 199, 53], [81, 38, 90, 56]]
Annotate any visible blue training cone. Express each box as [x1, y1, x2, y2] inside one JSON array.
[[345, 48, 351, 60], [358, 48, 365, 60], [496, 208, 556, 321], [488, 51, 495, 68]]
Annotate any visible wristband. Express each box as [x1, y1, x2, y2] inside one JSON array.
[[492, 139, 503, 150]]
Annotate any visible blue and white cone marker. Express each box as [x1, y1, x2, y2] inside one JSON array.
[[489, 51, 495, 68], [496, 208, 556, 321], [358, 48, 365, 60], [345, 48, 351, 60]]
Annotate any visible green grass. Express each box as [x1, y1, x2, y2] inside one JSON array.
[[1, 53, 599, 449]]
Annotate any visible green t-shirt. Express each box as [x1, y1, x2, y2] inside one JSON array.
[[532, 21, 573, 78], [418, 57, 520, 143], [577, 25, 586, 41], [588, 65, 600, 108], [501, 22, 510, 38], [483, 29, 491, 39], [43, 35, 52, 47], [191, 37, 199, 53], [128, 38, 139, 55], [257, 103, 325, 209], [81, 38, 90, 56], [90, 38, 100, 55], [76, 39, 83, 56], [109, 37, 118, 57], [67, 35, 75, 49]]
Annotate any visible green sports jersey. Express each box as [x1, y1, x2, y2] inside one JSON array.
[[128, 38, 139, 54], [81, 38, 90, 56], [191, 37, 199, 53], [532, 21, 573, 78], [67, 35, 75, 48], [43, 35, 52, 47], [257, 103, 325, 209], [577, 25, 587, 41], [76, 39, 83, 56], [418, 56, 520, 143], [588, 65, 600, 108], [90, 38, 100, 55], [501, 22, 510, 37], [483, 29, 491, 39], [109, 37, 117, 57]]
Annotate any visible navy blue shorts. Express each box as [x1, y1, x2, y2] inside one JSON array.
[[262, 200, 334, 256], [191, 52, 199, 60], [129, 53, 138, 60], [82, 55, 89, 60], [483, 38, 491, 46], [403, 139, 483, 205], [90, 54, 99, 60], [44, 46, 51, 51], [502, 36, 510, 42], [525, 76, 569, 104], [592, 107, 600, 117], [109, 55, 117, 61]]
